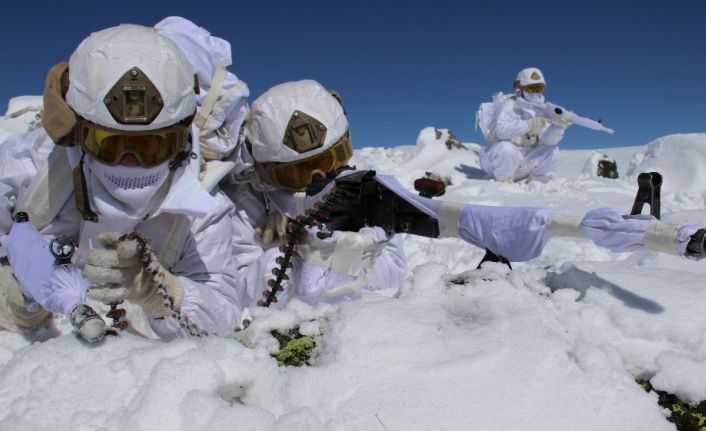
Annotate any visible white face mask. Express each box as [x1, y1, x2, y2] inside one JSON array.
[[86, 156, 171, 216], [523, 92, 545, 104]]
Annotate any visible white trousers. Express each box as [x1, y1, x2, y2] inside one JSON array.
[[480, 142, 559, 183]]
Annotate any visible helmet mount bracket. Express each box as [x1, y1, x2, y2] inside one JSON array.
[[103, 67, 164, 125], [283, 110, 327, 153]]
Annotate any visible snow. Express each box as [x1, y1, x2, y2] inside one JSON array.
[[627, 134, 706, 193], [2, 126, 706, 430]]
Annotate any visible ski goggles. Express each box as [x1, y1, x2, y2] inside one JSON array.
[[257, 131, 353, 191], [77, 120, 190, 167], [522, 84, 546, 94]]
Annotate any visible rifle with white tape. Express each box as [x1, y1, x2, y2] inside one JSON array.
[[515, 98, 614, 134]]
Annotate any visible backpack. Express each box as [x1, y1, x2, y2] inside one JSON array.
[[475, 92, 515, 143], [155, 16, 249, 161], [0, 96, 43, 146]]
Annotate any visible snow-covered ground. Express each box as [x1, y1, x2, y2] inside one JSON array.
[[1, 123, 706, 430]]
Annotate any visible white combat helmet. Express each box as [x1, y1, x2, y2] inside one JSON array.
[[246, 79, 348, 163], [515, 67, 546, 88], [66, 24, 197, 131]]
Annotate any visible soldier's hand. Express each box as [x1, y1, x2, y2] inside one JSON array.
[[527, 117, 548, 134], [255, 212, 289, 245], [556, 118, 572, 129], [85, 232, 183, 318]]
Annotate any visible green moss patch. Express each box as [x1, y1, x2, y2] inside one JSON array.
[[638, 380, 706, 431], [271, 328, 316, 367]]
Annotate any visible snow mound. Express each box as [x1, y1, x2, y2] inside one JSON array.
[[627, 133, 706, 192], [391, 127, 482, 185], [581, 150, 617, 178]]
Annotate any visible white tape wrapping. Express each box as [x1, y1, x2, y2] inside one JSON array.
[[644, 221, 679, 255], [545, 214, 583, 238], [438, 201, 465, 238]]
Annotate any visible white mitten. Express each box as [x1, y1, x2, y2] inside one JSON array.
[[527, 117, 548, 135], [85, 233, 183, 318], [255, 212, 289, 245]]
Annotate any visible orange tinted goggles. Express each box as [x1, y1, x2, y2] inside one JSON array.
[[78, 120, 189, 167], [522, 84, 546, 94], [259, 132, 353, 191]]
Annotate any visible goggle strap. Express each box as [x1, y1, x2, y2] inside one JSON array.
[[72, 152, 99, 222], [168, 150, 195, 171]]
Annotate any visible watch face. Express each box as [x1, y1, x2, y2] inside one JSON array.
[[49, 236, 76, 260]]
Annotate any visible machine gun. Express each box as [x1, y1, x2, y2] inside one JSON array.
[[259, 170, 706, 306], [515, 98, 614, 134], [259, 170, 447, 306]]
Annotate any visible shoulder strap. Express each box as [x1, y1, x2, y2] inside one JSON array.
[[193, 61, 228, 134], [17, 148, 73, 230]]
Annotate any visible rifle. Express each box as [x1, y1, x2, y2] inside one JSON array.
[[515, 98, 614, 134]]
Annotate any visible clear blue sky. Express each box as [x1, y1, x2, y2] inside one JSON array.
[[2, 0, 705, 150]]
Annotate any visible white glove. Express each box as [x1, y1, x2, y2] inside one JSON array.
[[527, 117, 548, 135], [255, 212, 289, 245], [263, 226, 392, 302], [579, 208, 654, 253], [85, 233, 183, 318], [300, 226, 391, 276], [555, 117, 572, 129]]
